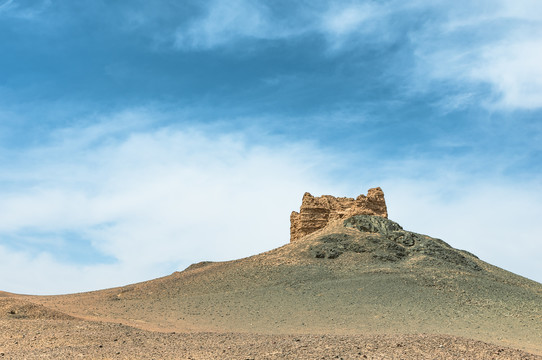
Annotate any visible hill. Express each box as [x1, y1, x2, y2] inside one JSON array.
[[1, 189, 541, 358]]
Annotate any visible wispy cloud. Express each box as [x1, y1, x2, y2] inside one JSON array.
[[1, 109, 542, 293], [171, 0, 542, 109], [0, 0, 50, 19], [321, 2, 379, 36], [471, 39, 542, 109], [172, 0, 386, 51], [318, 2, 394, 51], [0, 0, 14, 12], [174, 0, 286, 50], [0, 111, 343, 294], [409, 0, 542, 109]]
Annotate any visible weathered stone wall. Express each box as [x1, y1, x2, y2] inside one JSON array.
[[290, 187, 388, 242]]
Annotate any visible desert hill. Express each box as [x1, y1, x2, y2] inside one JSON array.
[[1, 188, 542, 358]]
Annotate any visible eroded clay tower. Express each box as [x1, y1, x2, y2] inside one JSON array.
[[290, 187, 388, 242]]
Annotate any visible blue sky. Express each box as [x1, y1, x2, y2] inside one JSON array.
[[1, 0, 542, 294]]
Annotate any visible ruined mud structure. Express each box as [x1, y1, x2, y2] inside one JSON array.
[[290, 187, 388, 242]]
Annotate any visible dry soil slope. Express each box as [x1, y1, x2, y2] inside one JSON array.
[[26, 215, 542, 355]]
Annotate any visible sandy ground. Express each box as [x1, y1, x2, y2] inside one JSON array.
[[1, 318, 541, 360]]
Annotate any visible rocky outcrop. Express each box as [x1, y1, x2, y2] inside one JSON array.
[[290, 187, 388, 242], [306, 215, 483, 272]]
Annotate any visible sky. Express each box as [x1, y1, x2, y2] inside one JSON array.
[[1, 0, 541, 295]]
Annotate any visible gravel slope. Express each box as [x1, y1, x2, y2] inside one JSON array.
[[1, 318, 541, 359]]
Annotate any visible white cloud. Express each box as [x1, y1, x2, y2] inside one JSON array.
[[175, 0, 277, 49], [174, 0, 542, 109], [497, 0, 542, 21], [318, 2, 387, 51], [0, 112, 344, 294], [321, 3, 375, 37], [173, 0, 386, 51], [419, 34, 542, 110], [471, 39, 542, 109], [1, 111, 542, 294], [410, 0, 542, 109], [0, 245, 167, 295]]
